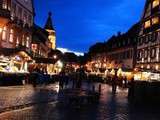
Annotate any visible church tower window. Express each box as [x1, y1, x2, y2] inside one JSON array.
[[152, 0, 159, 8], [152, 17, 159, 25], [145, 20, 151, 28]]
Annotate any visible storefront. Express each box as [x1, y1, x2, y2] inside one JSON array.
[[32, 57, 63, 75], [0, 48, 32, 73], [0, 49, 32, 85], [134, 70, 160, 81], [117, 68, 134, 80]]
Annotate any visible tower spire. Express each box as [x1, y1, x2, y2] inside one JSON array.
[[44, 12, 54, 30], [44, 11, 56, 50]]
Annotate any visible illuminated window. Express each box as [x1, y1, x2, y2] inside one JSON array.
[[153, 0, 159, 8], [2, 0, 7, 9], [152, 17, 159, 25], [16, 37, 19, 46], [22, 35, 25, 46], [26, 37, 30, 48], [2, 0, 10, 10], [145, 20, 151, 28], [151, 48, 156, 58], [9, 29, 14, 42], [2, 27, 7, 41]]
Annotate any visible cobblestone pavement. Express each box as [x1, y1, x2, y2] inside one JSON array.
[[0, 83, 59, 113], [0, 83, 160, 120]]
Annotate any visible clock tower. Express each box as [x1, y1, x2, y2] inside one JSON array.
[[44, 12, 56, 50]]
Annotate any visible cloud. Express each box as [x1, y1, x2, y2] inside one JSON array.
[[57, 48, 84, 56]]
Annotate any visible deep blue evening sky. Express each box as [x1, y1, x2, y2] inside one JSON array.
[[34, 0, 145, 53]]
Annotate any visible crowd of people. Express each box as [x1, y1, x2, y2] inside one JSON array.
[[0, 67, 135, 99], [58, 68, 86, 90]]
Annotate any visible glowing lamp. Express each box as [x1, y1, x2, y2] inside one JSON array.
[[53, 55, 57, 59]]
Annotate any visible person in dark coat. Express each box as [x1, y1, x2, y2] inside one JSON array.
[[128, 77, 135, 100], [59, 71, 65, 89], [31, 71, 37, 87], [112, 75, 118, 94]]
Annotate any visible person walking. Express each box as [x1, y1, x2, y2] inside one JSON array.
[[128, 77, 135, 100], [59, 71, 65, 89], [112, 75, 118, 94]]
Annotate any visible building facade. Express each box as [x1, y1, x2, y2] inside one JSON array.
[[30, 12, 63, 74], [0, 0, 34, 49], [107, 23, 139, 70], [32, 12, 57, 58], [0, 0, 34, 73], [32, 24, 50, 58], [86, 23, 139, 79], [136, 0, 160, 72]]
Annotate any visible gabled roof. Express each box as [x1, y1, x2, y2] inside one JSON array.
[[32, 24, 49, 44], [44, 12, 54, 30]]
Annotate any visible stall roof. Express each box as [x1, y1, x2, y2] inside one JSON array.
[[0, 48, 19, 56], [0, 48, 32, 59], [34, 57, 57, 64]]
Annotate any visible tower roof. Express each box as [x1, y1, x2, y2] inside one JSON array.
[[44, 12, 54, 30]]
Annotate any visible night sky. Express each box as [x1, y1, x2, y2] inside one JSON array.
[[34, 0, 145, 53]]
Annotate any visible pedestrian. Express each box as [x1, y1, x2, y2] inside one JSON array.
[[59, 71, 65, 89], [124, 76, 127, 88], [112, 75, 117, 94], [128, 77, 135, 100], [76, 71, 82, 89], [65, 75, 69, 88], [72, 73, 76, 89], [31, 70, 37, 87]]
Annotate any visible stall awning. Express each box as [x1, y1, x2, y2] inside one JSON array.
[[0, 48, 32, 61], [0, 48, 20, 56], [0, 48, 30, 55], [34, 57, 57, 64]]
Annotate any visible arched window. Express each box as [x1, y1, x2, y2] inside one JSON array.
[[2, 27, 7, 41], [152, 17, 159, 25], [144, 20, 151, 28], [22, 35, 25, 46], [26, 36, 30, 48], [9, 29, 14, 42], [16, 37, 19, 46]]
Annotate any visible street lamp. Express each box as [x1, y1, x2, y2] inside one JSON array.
[[53, 55, 57, 59]]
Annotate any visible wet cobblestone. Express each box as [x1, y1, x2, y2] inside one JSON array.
[[0, 84, 58, 112], [0, 83, 160, 120]]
